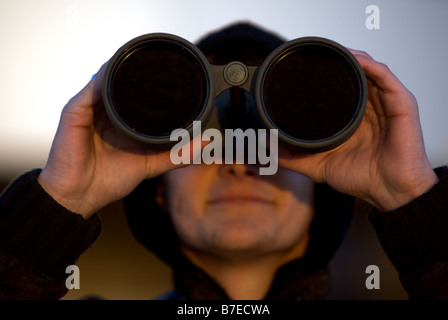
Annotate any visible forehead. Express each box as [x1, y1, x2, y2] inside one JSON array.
[[195, 23, 285, 65], [203, 40, 274, 66]]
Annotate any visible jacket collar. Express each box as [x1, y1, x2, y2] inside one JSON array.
[[167, 255, 329, 300]]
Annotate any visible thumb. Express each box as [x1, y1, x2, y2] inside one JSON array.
[[147, 132, 212, 178], [63, 62, 108, 119]]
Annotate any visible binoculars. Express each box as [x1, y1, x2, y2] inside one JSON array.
[[103, 33, 367, 153]]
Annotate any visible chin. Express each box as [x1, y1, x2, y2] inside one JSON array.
[[208, 220, 274, 253]]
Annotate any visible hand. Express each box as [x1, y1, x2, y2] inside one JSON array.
[[38, 62, 198, 218], [277, 50, 438, 212]]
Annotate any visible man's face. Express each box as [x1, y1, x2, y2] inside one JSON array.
[[160, 163, 315, 260], [158, 48, 314, 262]]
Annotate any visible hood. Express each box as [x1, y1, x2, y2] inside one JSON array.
[[123, 22, 354, 270]]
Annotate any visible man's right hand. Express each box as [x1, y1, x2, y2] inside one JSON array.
[[37, 62, 193, 219]]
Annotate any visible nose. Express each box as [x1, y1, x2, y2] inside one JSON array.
[[215, 87, 262, 131], [218, 163, 258, 178]]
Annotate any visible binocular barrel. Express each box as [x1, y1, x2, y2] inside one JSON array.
[[103, 33, 367, 153]]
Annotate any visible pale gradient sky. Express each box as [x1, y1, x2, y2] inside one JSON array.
[[1, 0, 446, 179]]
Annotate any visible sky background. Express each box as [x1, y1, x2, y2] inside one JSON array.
[[1, 0, 447, 180]]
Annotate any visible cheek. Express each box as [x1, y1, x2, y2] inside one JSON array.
[[164, 168, 208, 215], [165, 177, 199, 224], [163, 167, 213, 244], [271, 173, 315, 245], [165, 183, 202, 245], [279, 193, 315, 242]]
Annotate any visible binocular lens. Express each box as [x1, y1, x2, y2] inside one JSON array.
[[257, 39, 366, 151], [105, 37, 212, 139]]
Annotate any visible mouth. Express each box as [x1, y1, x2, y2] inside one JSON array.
[[208, 194, 275, 206]]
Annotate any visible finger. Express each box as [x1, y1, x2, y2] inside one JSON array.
[[351, 54, 407, 94], [66, 61, 109, 113], [90, 62, 108, 102], [162, 132, 211, 164], [276, 144, 321, 177], [347, 48, 373, 59]]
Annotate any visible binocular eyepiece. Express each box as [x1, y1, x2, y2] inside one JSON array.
[[103, 33, 367, 153]]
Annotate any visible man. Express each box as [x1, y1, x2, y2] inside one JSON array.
[[0, 23, 447, 300]]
